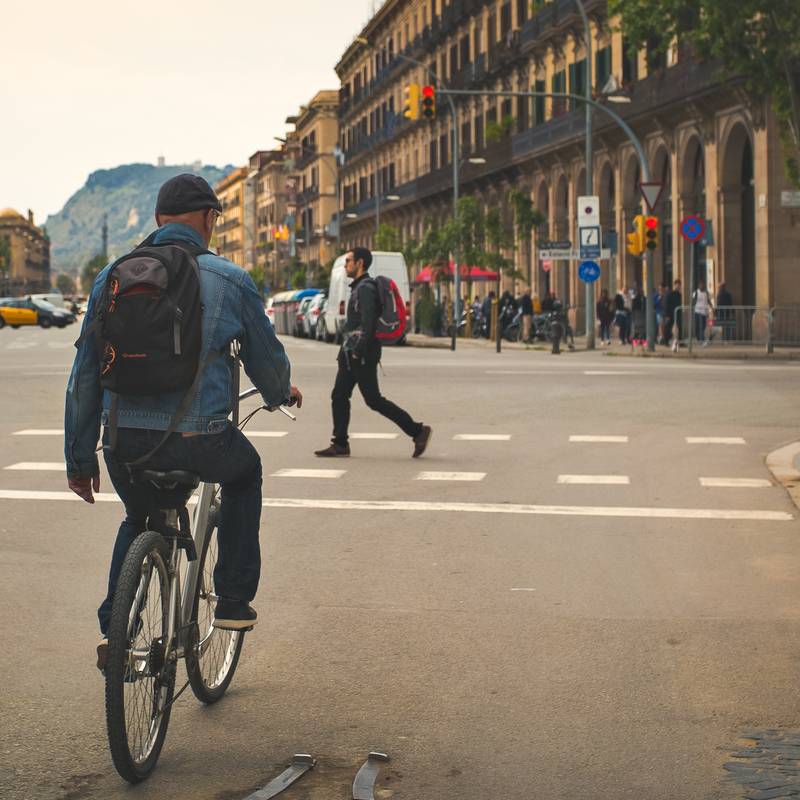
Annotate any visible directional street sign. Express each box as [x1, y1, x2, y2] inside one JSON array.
[[578, 225, 602, 260], [540, 248, 612, 260], [577, 196, 600, 228], [639, 182, 664, 213], [578, 260, 601, 283], [679, 215, 705, 242], [541, 240, 572, 250]]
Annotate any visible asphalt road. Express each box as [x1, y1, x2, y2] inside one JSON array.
[[2, 325, 800, 800]]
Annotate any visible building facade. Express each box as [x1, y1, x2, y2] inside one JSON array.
[[288, 90, 341, 279], [335, 0, 800, 317], [0, 208, 51, 295], [214, 166, 247, 268]]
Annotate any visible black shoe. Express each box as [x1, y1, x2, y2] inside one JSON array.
[[96, 638, 108, 674], [412, 425, 432, 458], [214, 598, 258, 630], [314, 443, 350, 457]]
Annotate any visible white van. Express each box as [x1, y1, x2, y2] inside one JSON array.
[[31, 291, 66, 309], [323, 251, 411, 343]]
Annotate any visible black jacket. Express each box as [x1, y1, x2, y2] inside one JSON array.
[[344, 273, 380, 358], [664, 289, 682, 318]]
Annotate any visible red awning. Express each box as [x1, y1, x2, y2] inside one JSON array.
[[415, 261, 499, 283]]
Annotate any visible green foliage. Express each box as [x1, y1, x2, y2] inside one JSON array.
[[485, 115, 517, 144], [375, 224, 403, 251], [55, 273, 77, 295], [609, 0, 800, 186], [291, 268, 306, 289], [249, 264, 266, 296], [415, 291, 444, 334], [81, 254, 107, 292], [0, 236, 10, 285]]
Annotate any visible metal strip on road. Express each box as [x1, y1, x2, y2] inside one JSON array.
[[350, 433, 399, 439], [243, 754, 315, 800], [247, 431, 289, 438], [353, 752, 389, 800], [0, 491, 792, 521]]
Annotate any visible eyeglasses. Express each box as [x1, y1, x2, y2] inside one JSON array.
[[344, 257, 355, 263]]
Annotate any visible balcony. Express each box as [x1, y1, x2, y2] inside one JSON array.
[[487, 31, 522, 75], [450, 53, 487, 90], [294, 146, 318, 171], [344, 113, 409, 161], [521, 0, 606, 52], [296, 185, 320, 207]]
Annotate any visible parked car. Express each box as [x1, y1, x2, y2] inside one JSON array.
[[315, 297, 329, 341], [303, 292, 326, 339], [0, 297, 76, 328], [0, 300, 38, 328], [294, 296, 315, 337]]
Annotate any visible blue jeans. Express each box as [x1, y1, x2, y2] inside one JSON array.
[[694, 313, 708, 342], [99, 424, 263, 635]]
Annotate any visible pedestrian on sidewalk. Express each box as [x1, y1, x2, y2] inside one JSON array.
[[613, 291, 630, 344], [665, 279, 682, 349], [693, 280, 713, 346], [315, 247, 432, 459], [716, 282, 734, 340], [481, 291, 496, 338], [520, 289, 534, 342], [631, 286, 647, 350], [596, 289, 613, 345]]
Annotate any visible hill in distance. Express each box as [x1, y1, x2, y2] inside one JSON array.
[[45, 162, 234, 273]]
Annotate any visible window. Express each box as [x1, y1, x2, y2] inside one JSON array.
[[460, 34, 470, 66], [475, 115, 484, 149], [551, 70, 566, 116], [486, 105, 497, 126], [646, 36, 666, 72], [500, 2, 511, 38], [429, 139, 438, 171], [450, 44, 458, 76], [474, 19, 482, 55], [439, 133, 448, 165], [533, 79, 546, 124], [622, 38, 638, 83], [516, 95, 527, 131], [501, 98, 512, 119], [569, 58, 586, 110], [516, 0, 527, 24], [595, 46, 611, 92], [461, 120, 472, 153]]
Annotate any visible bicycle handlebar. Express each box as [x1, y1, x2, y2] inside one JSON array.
[[238, 386, 296, 420]]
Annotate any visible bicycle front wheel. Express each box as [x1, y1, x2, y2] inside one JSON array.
[[105, 531, 175, 783], [186, 505, 245, 704]]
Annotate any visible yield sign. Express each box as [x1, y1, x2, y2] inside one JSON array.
[[639, 182, 664, 212]]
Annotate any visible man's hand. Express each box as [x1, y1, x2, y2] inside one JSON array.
[[287, 385, 303, 409], [68, 474, 100, 504]]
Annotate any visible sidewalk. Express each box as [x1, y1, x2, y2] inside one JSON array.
[[767, 441, 800, 511], [406, 333, 800, 359]]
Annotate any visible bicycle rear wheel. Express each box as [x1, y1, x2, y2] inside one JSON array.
[[105, 531, 175, 783], [186, 505, 245, 703]]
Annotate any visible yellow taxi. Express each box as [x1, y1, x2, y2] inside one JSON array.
[[0, 299, 38, 328]]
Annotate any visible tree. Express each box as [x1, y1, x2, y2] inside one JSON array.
[[509, 190, 547, 285], [608, 0, 800, 185], [81, 254, 107, 292], [0, 236, 10, 293], [375, 224, 403, 251], [56, 273, 77, 296]]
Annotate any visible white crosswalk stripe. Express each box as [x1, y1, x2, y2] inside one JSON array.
[[699, 477, 772, 488], [686, 437, 746, 445], [350, 433, 399, 439], [415, 471, 486, 481], [453, 434, 511, 441], [13, 429, 64, 436], [569, 435, 629, 443], [557, 475, 630, 485], [270, 468, 346, 479], [246, 431, 288, 438]]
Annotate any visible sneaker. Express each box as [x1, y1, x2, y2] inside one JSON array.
[[314, 443, 350, 457], [214, 598, 258, 630], [412, 425, 433, 458], [96, 638, 108, 673]]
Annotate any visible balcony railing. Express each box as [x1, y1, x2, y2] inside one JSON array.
[[294, 146, 318, 171], [296, 185, 320, 206], [449, 53, 487, 90], [488, 30, 522, 75]]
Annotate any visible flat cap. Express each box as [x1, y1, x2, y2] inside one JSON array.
[[156, 173, 222, 215]]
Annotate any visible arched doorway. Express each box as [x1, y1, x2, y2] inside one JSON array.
[[720, 123, 756, 306], [679, 136, 706, 293]]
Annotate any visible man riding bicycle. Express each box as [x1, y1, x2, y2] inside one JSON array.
[[64, 174, 302, 670]]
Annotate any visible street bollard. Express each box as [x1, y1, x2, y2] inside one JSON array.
[[490, 299, 498, 343], [496, 306, 502, 353], [465, 307, 472, 339]]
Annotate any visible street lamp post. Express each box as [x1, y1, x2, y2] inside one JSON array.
[[443, 87, 657, 352]]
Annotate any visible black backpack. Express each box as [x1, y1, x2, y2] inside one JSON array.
[[80, 239, 212, 467]]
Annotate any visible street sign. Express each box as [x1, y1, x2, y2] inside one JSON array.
[[639, 182, 664, 212], [781, 190, 800, 208], [541, 240, 571, 249], [578, 260, 601, 283], [540, 248, 612, 260], [679, 215, 705, 242], [577, 195, 600, 227], [578, 225, 602, 260]]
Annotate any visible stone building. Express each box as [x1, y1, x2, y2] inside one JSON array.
[[0, 208, 51, 295], [287, 90, 341, 280], [335, 0, 800, 319], [214, 166, 248, 267]]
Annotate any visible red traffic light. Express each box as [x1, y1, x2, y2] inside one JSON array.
[[645, 216, 658, 229], [422, 85, 435, 97]]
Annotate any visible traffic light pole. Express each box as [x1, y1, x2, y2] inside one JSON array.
[[441, 87, 656, 352]]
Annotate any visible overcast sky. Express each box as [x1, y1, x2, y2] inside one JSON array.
[[2, 0, 374, 222]]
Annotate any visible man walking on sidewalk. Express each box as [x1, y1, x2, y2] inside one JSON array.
[[315, 247, 432, 458]]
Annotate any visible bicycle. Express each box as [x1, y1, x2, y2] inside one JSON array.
[[103, 385, 295, 783]]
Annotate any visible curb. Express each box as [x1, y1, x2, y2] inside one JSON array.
[[766, 441, 800, 511]]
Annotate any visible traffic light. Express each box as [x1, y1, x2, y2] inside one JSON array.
[[421, 85, 436, 120], [403, 83, 420, 121], [626, 215, 646, 256], [644, 215, 659, 251]]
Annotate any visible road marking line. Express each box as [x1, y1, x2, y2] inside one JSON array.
[[0, 491, 791, 521], [700, 477, 772, 488], [13, 429, 64, 436], [686, 437, 746, 445], [485, 370, 554, 375], [558, 474, 630, 485], [584, 370, 640, 376], [4, 462, 63, 471], [246, 431, 289, 438], [415, 471, 487, 481], [510, 588, 537, 592], [270, 469, 346, 479], [453, 434, 512, 441], [350, 433, 399, 439], [569, 435, 629, 443]]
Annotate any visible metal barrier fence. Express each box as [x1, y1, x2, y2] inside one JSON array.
[[770, 306, 800, 348]]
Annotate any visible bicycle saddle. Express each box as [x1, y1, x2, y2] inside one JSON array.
[[131, 469, 200, 491]]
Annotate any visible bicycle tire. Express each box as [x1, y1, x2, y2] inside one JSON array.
[[186, 505, 245, 704], [105, 531, 175, 783]]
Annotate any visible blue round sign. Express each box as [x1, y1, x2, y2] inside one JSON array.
[[578, 260, 601, 283], [680, 215, 705, 242]]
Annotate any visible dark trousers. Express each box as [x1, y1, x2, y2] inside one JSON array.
[[599, 320, 611, 341], [332, 350, 422, 446], [99, 424, 262, 635]]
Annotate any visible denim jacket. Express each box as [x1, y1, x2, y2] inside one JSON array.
[[64, 223, 291, 478]]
